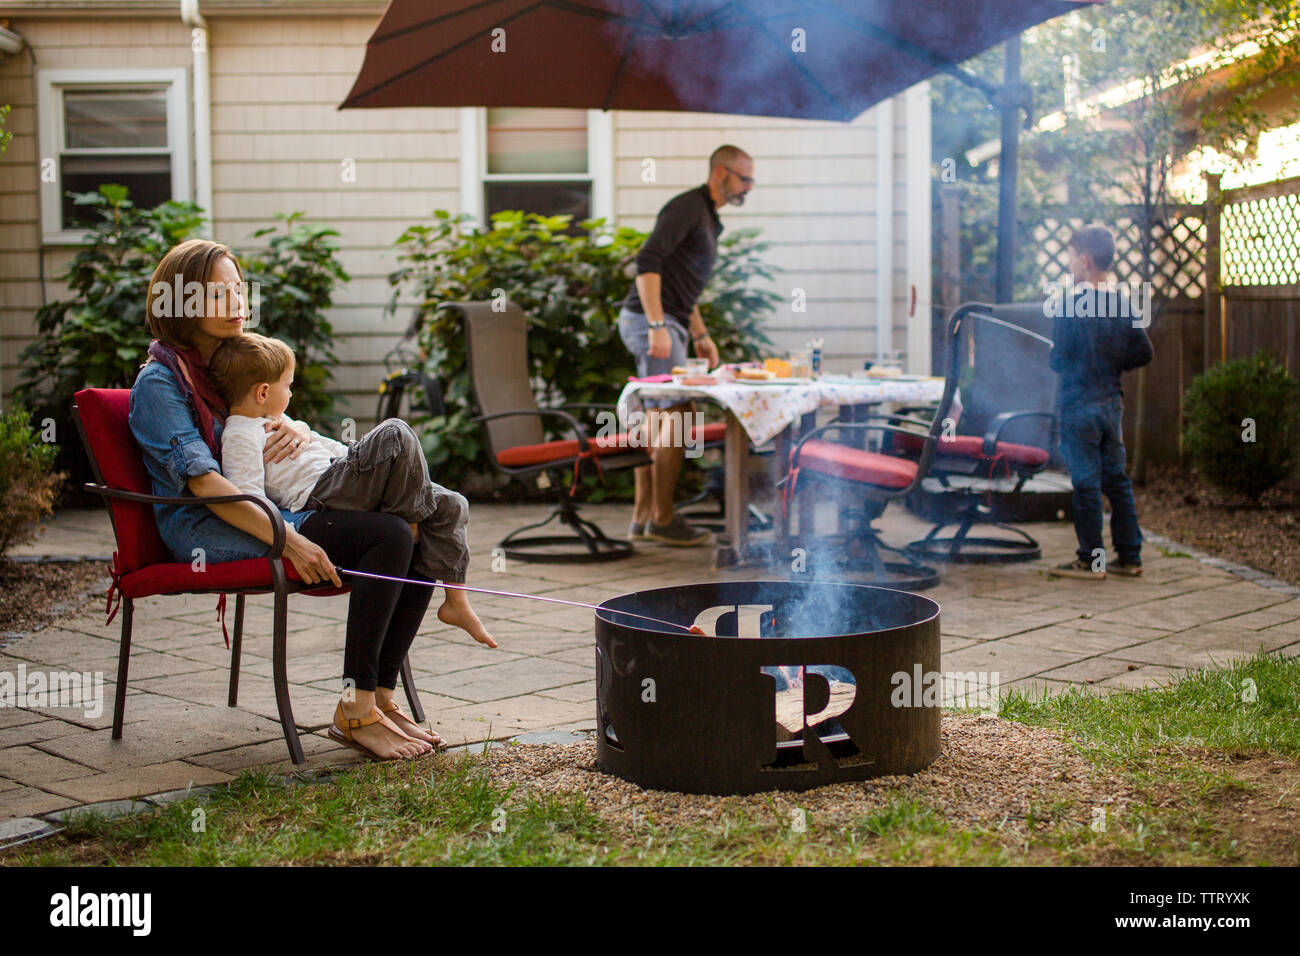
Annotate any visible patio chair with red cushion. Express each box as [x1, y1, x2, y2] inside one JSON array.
[[442, 299, 696, 562], [72, 388, 426, 765], [778, 304, 983, 590], [886, 306, 1056, 563]]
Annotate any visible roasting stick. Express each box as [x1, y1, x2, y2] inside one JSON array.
[[336, 567, 705, 634]]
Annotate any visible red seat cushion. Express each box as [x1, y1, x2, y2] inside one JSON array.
[[696, 422, 726, 443], [795, 439, 917, 489], [895, 432, 1049, 468], [118, 557, 348, 600], [496, 422, 726, 467]]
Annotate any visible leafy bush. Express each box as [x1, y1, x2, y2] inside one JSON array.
[[15, 185, 204, 499], [1182, 352, 1300, 501], [387, 210, 779, 496], [0, 405, 65, 558], [15, 186, 349, 499], [239, 212, 349, 433]]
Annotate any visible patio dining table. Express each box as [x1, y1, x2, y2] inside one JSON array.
[[617, 374, 951, 567]]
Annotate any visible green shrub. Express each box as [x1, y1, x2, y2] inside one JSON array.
[[15, 185, 204, 499], [239, 212, 349, 434], [1182, 352, 1300, 501], [16, 186, 348, 499], [0, 405, 65, 558], [387, 210, 779, 495]]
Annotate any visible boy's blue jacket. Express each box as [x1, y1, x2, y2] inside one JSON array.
[[1049, 289, 1154, 406]]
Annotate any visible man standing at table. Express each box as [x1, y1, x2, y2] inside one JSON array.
[[617, 145, 754, 546]]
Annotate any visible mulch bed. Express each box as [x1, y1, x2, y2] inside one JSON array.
[[1133, 466, 1300, 587], [0, 559, 111, 640]]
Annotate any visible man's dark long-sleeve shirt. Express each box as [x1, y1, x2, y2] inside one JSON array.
[[1049, 289, 1154, 406], [622, 184, 723, 330]]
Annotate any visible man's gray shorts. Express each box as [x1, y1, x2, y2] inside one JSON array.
[[617, 307, 689, 411]]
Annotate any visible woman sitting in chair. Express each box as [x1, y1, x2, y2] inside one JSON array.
[[129, 238, 469, 761]]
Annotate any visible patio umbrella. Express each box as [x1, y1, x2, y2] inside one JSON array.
[[340, 0, 1102, 122]]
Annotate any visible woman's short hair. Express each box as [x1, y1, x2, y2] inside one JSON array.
[[207, 332, 295, 407], [145, 238, 244, 349]]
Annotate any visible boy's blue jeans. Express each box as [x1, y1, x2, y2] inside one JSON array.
[[1058, 397, 1143, 566]]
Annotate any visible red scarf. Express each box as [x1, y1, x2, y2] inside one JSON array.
[[146, 339, 228, 465]]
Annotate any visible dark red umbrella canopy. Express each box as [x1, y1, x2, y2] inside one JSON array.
[[342, 0, 1104, 121]]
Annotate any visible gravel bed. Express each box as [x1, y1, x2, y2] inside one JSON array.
[[473, 714, 1132, 837]]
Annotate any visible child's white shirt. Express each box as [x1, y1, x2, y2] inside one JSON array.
[[220, 413, 349, 513]]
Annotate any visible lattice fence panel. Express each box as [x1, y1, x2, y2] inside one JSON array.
[[1032, 207, 1205, 299], [1222, 189, 1300, 287]]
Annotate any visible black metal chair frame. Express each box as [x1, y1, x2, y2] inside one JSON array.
[[900, 309, 1059, 564], [905, 410, 1056, 563], [442, 300, 651, 563]]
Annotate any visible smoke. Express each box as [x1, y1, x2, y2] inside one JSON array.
[[596, 0, 899, 121]]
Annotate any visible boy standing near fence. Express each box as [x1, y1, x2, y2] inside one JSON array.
[[1047, 225, 1154, 581]]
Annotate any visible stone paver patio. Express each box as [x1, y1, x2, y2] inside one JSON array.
[[3, 500, 1299, 825]]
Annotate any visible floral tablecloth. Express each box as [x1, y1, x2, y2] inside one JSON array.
[[617, 375, 952, 446]]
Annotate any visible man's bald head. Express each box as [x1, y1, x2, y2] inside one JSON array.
[[709, 145, 751, 176], [708, 146, 754, 208]]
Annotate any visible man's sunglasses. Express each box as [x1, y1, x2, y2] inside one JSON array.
[[724, 166, 756, 187]]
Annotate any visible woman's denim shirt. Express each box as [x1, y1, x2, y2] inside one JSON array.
[[128, 361, 314, 564]]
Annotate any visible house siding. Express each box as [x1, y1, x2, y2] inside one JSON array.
[[1, 8, 931, 429]]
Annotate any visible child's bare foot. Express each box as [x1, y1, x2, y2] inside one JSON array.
[[437, 592, 498, 647]]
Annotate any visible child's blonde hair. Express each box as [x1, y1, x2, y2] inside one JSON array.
[[208, 332, 295, 407]]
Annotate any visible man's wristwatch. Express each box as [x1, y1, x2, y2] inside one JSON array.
[[692, 332, 710, 343], [647, 320, 666, 329]]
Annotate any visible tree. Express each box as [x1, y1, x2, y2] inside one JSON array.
[[933, 0, 1300, 301]]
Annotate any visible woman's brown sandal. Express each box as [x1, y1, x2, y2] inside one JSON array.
[[378, 700, 445, 748], [328, 703, 427, 761]]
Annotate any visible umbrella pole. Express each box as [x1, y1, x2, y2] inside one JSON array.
[[996, 35, 1022, 303]]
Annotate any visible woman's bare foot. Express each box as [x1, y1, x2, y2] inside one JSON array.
[[374, 688, 443, 746], [437, 590, 498, 647], [337, 700, 431, 759]]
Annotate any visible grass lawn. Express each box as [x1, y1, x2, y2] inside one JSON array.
[[5, 651, 1298, 866]]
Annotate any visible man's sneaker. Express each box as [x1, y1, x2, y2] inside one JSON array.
[[1048, 558, 1106, 581], [1110, 560, 1144, 577], [628, 521, 647, 539], [644, 514, 711, 547]]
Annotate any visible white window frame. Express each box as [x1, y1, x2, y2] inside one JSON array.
[[37, 67, 191, 245], [459, 107, 612, 231]]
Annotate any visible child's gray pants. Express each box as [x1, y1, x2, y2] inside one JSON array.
[[304, 419, 469, 583]]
